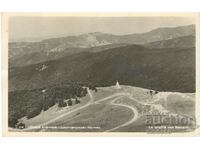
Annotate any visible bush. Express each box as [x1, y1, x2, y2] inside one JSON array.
[[75, 99, 80, 104], [94, 87, 98, 92], [88, 84, 97, 92], [58, 99, 67, 107], [68, 99, 72, 106]]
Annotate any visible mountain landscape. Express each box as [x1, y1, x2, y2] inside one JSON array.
[[8, 24, 196, 132], [9, 24, 195, 66]]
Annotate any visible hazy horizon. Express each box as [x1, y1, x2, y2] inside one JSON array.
[[9, 16, 195, 42]]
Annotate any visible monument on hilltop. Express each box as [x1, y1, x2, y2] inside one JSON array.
[[115, 81, 121, 89]]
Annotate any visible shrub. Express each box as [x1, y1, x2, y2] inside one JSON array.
[[75, 99, 80, 104], [58, 99, 67, 107], [155, 91, 159, 94], [68, 99, 73, 106]]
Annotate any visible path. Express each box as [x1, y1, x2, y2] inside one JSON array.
[[105, 98, 139, 132]]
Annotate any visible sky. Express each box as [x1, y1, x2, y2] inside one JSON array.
[[9, 16, 195, 42]]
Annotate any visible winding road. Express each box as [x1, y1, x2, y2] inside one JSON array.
[[16, 88, 169, 132], [39, 90, 140, 132], [105, 100, 139, 132]]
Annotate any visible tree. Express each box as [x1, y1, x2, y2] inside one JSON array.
[[94, 87, 98, 92], [75, 98, 80, 104], [58, 99, 67, 107], [68, 99, 73, 106]]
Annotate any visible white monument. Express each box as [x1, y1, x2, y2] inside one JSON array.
[[115, 81, 121, 89]]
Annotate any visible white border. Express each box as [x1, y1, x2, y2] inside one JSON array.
[[0, 0, 200, 12], [1, 12, 200, 137], [1, 1, 200, 150]]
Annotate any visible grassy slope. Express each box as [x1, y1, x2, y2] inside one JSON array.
[[165, 94, 195, 118], [45, 104, 133, 132]]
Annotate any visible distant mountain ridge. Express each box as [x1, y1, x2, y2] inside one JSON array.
[[9, 24, 195, 58], [9, 24, 195, 67]]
